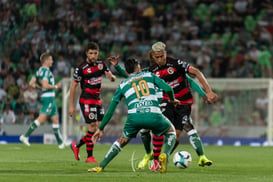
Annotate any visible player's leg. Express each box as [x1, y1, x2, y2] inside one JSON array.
[[150, 100, 175, 171], [85, 122, 98, 163], [171, 129, 182, 154], [88, 124, 135, 173], [152, 116, 176, 173], [50, 100, 64, 149], [183, 118, 212, 167], [137, 129, 153, 169], [150, 134, 164, 171], [20, 115, 45, 146]]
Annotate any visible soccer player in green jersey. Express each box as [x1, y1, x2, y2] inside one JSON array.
[[108, 54, 214, 170], [20, 52, 64, 149], [88, 58, 179, 173]]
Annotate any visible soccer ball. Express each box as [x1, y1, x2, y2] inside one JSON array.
[[173, 150, 192, 168]]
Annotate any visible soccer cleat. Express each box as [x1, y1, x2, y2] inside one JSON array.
[[19, 135, 31, 146], [86, 156, 98, 163], [198, 155, 213, 167], [137, 153, 153, 169], [58, 143, 65, 149], [70, 142, 80, 160], [159, 153, 167, 173], [150, 159, 161, 171], [88, 167, 103, 173]]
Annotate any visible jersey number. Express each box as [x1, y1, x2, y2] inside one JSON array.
[[132, 80, 150, 99]]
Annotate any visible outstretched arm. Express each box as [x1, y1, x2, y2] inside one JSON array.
[[92, 87, 122, 143], [188, 66, 217, 103], [69, 81, 78, 117], [108, 56, 129, 78]]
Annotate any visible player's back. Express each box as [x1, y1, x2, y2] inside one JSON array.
[[35, 66, 56, 98], [119, 71, 161, 115]]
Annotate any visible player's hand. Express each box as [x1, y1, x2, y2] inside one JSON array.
[[202, 95, 212, 104], [207, 92, 218, 103], [68, 105, 75, 117], [92, 129, 104, 144], [107, 55, 120, 65], [56, 82, 62, 89], [170, 99, 180, 107], [111, 75, 116, 82]]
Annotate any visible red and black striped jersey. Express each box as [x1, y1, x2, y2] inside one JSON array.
[[149, 56, 193, 105], [73, 60, 109, 105]]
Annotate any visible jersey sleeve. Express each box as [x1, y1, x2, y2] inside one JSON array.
[[153, 73, 175, 101], [73, 67, 82, 82], [187, 75, 206, 96], [42, 69, 50, 81], [98, 86, 122, 130], [176, 59, 191, 73], [114, 64, 128, 78]]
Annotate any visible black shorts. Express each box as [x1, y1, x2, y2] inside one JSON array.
[[160, 100, 192, 130], [80, 104, 104, 124]]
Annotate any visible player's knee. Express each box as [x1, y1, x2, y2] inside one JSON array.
[[183, 122, 194, 132]]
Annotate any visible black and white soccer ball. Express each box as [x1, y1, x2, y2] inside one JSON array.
[[173, 150, 192, 168]]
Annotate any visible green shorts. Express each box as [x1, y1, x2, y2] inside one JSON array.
[[40, 97, 58, 117], [123, 113, 172, 139]]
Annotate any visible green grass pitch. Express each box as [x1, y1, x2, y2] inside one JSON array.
[[0, 144, 272, 182]]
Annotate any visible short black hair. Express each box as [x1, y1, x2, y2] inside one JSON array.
[[86, 41, 99, 52], [125, 58, 139, 74]]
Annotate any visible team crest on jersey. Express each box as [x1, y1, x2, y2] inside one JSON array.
[[89, 113, 95, 119], [167, 67, 174, 74], [155, 72, 160, 77], [98, 64, 103, 70], [87, 68, 92, 73]]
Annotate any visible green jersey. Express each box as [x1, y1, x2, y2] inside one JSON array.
[[34, 66, 56, 98], [99, 71, 175, 130]]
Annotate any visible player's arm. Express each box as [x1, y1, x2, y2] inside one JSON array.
[[188, 66, 217, 103], [68, 81, 79, 117], [29, 76, 37, 88], [187, 75, 206, 97], [93, 87, 122, 143], [41, 79, 61, 89], [105, 70, 116, 82], [108, 55, 129, 78], [187, 75, 211, 104]]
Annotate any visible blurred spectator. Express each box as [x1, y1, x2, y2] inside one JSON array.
[[0, 87, 7, 102], [257, 46, 272, 78], [1, 104, 16, 124], [255, 91, 268, 122], [23, 86, 38, 103], [0, 123, 6, 136]]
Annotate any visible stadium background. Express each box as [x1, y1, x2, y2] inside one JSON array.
[[0, 0, 273, 146]]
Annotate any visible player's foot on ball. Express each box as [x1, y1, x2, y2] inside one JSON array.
[[70, 142, 80, 160], [88, 167, 103, 173], [198, 155, 213, 167], [138, 153, 153, 169]]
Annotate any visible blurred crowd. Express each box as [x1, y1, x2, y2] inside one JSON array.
[[0, 0, 273, 127]]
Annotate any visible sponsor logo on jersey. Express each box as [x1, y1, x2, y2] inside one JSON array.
[[167, 67, 174, 74], [89, 113, 95, 119], [135, 100, 153, 108], [98, 64, 103, 70], [87, 68, 92, 73]]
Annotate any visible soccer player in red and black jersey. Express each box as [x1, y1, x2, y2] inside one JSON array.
[[146, 41, 217, 169], [69, 41, 116, 163]]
